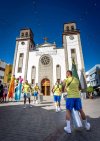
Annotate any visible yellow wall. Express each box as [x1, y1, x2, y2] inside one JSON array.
[[3, 64, 12, 84]]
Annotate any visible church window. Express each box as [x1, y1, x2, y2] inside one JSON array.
[[25, 32, 28, 37], [31, 66, 36, 84], [56, 65, 61, 80], [18, 53, 24, 73], [18, 68, 22, 73], [21, 32, 24, 37], [41, 56, 50, 65], [71, 49, 78, 68], [71, 26, 74, 30], [71, 49, 75, 53], [66, 26, 69, 31]]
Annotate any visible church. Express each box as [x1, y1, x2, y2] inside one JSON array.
[[12, 22, 85, 96]]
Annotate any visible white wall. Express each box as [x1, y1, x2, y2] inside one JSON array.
[[0, 61, 7, 82], [27, 51, 40, 83], [14, 41, 29, 79], [66, 35, 83, 71], [27, 46, 66, 85], [52, 48, 66, 84]]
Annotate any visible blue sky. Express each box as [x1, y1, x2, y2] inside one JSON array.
[[0, 0, 100, 71]]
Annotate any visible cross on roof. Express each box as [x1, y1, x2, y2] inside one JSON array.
[[43, 37, 48, 42]]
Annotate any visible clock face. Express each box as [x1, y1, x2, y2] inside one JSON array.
[[21, 41, 25, 45], [69, 35, 74, 40]]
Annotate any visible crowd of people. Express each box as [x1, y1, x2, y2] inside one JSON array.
[[0, 75, 40, 107]]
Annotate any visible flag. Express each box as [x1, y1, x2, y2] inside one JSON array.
[[71, 59, 82, 89], [71, 59, 83, 129], [71, 59, 79, 80]]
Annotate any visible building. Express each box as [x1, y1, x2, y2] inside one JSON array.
[[4, 64, 12, 84], [86, 64, 100, 88], [12, 22, 86, 95], [0, 60, 7, 82]]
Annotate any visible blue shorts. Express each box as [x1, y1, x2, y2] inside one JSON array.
[[54, 95, 61, 102], [66, 98, 82, 111], [34, 91, 38, 97], [24, 93, 31, 98]]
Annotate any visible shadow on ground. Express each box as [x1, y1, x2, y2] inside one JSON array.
[[0, 104, 100, 141], [43, 116, 100, 141]]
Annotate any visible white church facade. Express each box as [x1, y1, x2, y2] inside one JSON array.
[[12, 22, 86, 95]]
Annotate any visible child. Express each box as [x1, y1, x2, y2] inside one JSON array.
[[32, 83, 40, 104]]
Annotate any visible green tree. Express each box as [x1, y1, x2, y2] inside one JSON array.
[[87, 86, 94, 93]]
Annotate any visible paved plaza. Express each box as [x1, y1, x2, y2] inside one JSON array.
[[0, 96, 100, 141]]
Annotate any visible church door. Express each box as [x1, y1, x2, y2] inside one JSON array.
[[41, 79, 50, 96]]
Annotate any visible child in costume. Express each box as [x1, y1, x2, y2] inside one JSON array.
[[32, 83, 40, 104], [8, 75, 15, 101]]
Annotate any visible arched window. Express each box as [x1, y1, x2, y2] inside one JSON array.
[[66, 26, 69, 31], [21, 32, 24, 37], [31, 66, 36, 84], [18, 53, 24, 73], [71, 48, 77, 68], [56, 65, 61, 80], [71, 26, 74, 31], [25, 32, 28, 37]]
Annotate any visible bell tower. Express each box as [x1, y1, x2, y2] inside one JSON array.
[[12, 28, 35, 80], [63, 22, 86, 89]]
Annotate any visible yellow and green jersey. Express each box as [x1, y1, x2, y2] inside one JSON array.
[[23, 84, 31, 93], [33, 86, 39, 92], [65, 77, 80, 98], [53, 84, 62, 96]]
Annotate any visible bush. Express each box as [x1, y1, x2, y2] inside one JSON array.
[[87, 86, 94, 93]]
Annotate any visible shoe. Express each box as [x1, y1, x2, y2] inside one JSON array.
[[36, 101, 38, 104], [64, 127, 71, 134], [85, 123, 91, 131], [23, 105, 26, 108], [33, 101, 35, 104], [58, 107, 61, 112], [29, 105, 32, 108], [56, 108, 58, 112]]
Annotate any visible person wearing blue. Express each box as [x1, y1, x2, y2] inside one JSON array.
[[63, 70, 91, 134], [52, 79, 62, 112], [32, 83, 40, 104], [15, 76, 23, 101], [15, 83, 19, 101]]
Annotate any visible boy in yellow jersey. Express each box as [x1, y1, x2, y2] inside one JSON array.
[[22, 80, 32, 108], [32, 83, 40, 104], [52, 79, 62, 112], [63, 70, 90, 133]]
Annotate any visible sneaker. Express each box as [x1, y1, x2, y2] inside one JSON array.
[[85, 123, 91, 131], [58, 107, 61, 112], [56, 109, 58, 112], [64, 127, 71, 134], [36, 101, 38, 104], [23, 105, 26, 108], [33, 101, 35, 104], [29, 105, 32, 108]]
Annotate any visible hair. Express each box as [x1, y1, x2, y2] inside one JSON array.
[[67, 70, 72, 76]]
